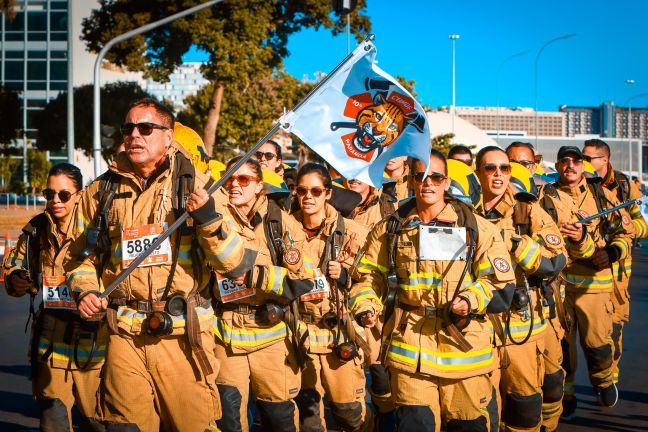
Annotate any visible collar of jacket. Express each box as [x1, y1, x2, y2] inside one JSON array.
[[228, 194, 268, 230], [109, 146, 177, 189], [557, 175, 587, 197], [481, 188, 515, 221], [293, 202, 340, 238], [602, 162, 618, 190], [401, 200, 459, 231]]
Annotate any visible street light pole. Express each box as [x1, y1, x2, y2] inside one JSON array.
[[92, 0, 223, 178], [626, 91, 648, 179], [496, 50, 530, 138], [534, 33, 577, 148], [449, 34, 460, 135]]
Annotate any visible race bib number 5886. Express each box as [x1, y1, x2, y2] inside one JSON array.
[[121, 223, 172, 268]]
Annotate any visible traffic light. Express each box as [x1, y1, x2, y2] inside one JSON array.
[[335, 0, 358, 15]]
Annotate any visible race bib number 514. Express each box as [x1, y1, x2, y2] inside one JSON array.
[[42, 275, 76, 310], [121, 223, 172, 268]]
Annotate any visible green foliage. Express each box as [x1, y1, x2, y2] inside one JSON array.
[[0, 146, 21, 192], [27, 149, 51, 193], [34, 82, 153, 159], [395, 75, 417, 98], [9, 179, 25, 195], [432, 133, 475, 157], [178, 70, 314, 154], [0, 85, 21, 145]]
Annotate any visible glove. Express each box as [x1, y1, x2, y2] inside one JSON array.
[[283, 277, 314, 301], [188, 196, 221, 227]]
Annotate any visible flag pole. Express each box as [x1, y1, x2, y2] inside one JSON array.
[[99, 34, 377, 299]]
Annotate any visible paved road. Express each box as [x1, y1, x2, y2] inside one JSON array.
[[1, 246, 647, 431]]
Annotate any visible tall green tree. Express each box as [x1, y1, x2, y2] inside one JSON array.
[[178, 70, 313, 158], [0, 145, 21, 192], [0, 85, 21, 144], [81, 0, 370, 155], [34, 82, 153, 159], [27, 149, 51, 193]]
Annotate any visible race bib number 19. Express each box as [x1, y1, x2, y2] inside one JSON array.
[[121, 223, 172, 268], [300, 268, 330, 301], [42, 275, 76, 310]]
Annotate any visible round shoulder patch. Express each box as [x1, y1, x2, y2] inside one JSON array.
[[577, 209, 589, 220], [493, 257, 511, 273], [545, 234, 562, 246], [283, 247, 302, 266]]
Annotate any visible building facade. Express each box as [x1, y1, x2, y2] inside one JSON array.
[[456, 106, 566, 137], [143, 62, 208, 111]]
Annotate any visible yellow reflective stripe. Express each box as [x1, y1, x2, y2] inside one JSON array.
[[632, 218, 647, 238], [302, 257, 316, 277], [358, 256, 389, 274], [207, 227, 243, 265], [266, 265, 286, 296], [213, 317, 288, 346], [563, 273, 613, 289], [465, 281, 491, 312], [506, 315, 547, 338], [476, 260, 494, 277], [517, 239, 541, 271], [350, 287, 381, 309], [611, 239, 630, 260], [398, 271, 442, 291], [387, 340, 419, 365], [38, 339, 106, 363], [116, 305, 213, 329], [419, 346, 494, 371], [570, 237, 595, 259]]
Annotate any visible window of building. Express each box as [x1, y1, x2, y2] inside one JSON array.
[[27, 81, 47, 90], [50, 82, 66, 90], [50, 32, 67, 41], [5, 61, 24, 80], [50, 11, 67, 32], [5, 51, 24, 59], [3, 82, 22, 90], [50, 60, 67, 80], [51, 51, 67, 59], [28, 11, 47, 31], [28, 32, 48, 41], [4, 12, 25, 32], [27, 61, 46, 80], [28, 50, 47, 59], [51, 1, 68, 11], [5, 33, 24, 41]]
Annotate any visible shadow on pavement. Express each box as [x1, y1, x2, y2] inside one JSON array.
[[0, 365, 32, 379], [0, 390, 38, 418]]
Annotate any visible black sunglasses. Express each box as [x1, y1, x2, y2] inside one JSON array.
[[510, 159, 536, 168], [120, 122, 169, 136], [413, 171, 447, 185], [482, 163, 512, 175], [255, 151, 277, 161], [43, 189, 75, 202], [583, 155, 605, 163]]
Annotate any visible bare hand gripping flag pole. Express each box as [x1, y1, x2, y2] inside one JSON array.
[[280, 35, 431, 188], [101, 35, 430, 298]]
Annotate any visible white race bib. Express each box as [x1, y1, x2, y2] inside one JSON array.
[[121, 223, 172, 268], [42, 275, 76, 310], [216, 272, 255, 303], [300, 268, 330, 301], [418, 226, 467, 261]]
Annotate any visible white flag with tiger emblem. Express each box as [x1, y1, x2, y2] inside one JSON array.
[[280, 37, 431, 188]]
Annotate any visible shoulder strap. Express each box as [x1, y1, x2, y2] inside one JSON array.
[[539, 186, 559, 224], [171, 151, 195, 215], [379, 192, 397, 218], [588, 183, 607, 213], [615, 170, 631, 203], [512, 201, 532, 236], [22, 213, 49, 281], [264, 200, 285, 265]]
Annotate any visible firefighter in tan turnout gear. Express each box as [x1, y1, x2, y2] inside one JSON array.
[[212, 156, 313, 432], [3, 163, 106, 431], [66, 98, 250, 431], [553, 146, 635, 420], [474, 147, 567, 432], [350, 149, 516, 432], [582, 138, 648, 387]]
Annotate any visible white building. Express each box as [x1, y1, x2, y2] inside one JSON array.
[[143, 62, 208, 111]]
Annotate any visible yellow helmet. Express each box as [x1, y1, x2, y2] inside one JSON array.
[[447, 159, 482, 208], [583, 160, 602, 184], [510, 162, 539, 202], [262, 168, 289, 194], [173, 122, 212, 173]]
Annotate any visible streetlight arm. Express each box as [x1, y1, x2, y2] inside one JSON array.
[[92, 0, 223, 178]]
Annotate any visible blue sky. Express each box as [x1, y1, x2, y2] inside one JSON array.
[[186, 0, 648, 112]]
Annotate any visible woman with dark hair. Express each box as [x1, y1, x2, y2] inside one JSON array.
[[255, 140, 284, 175], [291, 162, 372, 432], [2, 163, 106, 431], [213, 156, 313, 432]]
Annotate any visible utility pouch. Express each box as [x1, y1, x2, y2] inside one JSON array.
[[166, 295, 187, 317], [145, 311, 174, 337], [255, 302, 285, 326], [321, 311, 339, 330], [334, 341, 358, 362]]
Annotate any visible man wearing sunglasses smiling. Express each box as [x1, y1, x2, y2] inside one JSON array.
[[349, 149, 515, 431], [66, 98, 251, 431], [554, 145, 635, 417]]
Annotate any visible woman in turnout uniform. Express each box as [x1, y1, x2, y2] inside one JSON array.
[[349, 150, 516, 432], [291, 163, 372, 432], [474, 147, 567, 432], [2, 163, 106, 431], [213, 156, 313, 432], [255, 139, 285, 177]]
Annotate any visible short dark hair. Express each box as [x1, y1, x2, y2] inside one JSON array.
[[505, 141, 535, 157], [475, 146, 507, 170], [226, 156, 263, 180], [264, 139, 282, 160], [296, 162, 332, 190], [583, 138, 610, 157], [448, 145, 473, 159], [128, 97, 175, 129], [48, 163, 82, 192], [408, 148, 448, 175]]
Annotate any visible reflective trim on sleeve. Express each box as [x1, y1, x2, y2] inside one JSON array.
[[358, 256, 389, 274], [516, 240, 541, 271]]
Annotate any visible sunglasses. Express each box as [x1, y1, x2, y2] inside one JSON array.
[[413, 171, 448, 185], [510, 159, 536, 168], [43, 189, 75, 202], [482, 163, 512, 175], [455, 158, 473, 166], [224, 174, 260, 188], [557, 157, 583, 165], [255, 151, 277, 161], [583, 155, 605, 163], [120, 122, 169, 136], [295, 186, 329, 198]]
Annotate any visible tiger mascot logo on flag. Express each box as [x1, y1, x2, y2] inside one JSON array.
[[330, 78, 425, 162]]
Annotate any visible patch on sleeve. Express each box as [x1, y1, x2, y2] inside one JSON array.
[[545, 233, 562, 246], [622, 215, 630, 226], [492, 257, 511, 273]]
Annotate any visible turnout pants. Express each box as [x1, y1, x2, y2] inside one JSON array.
[[214, 338, 301, 432], [32, 361, 103, 431], [540, 317, 565, 431], [101, 330, 221, 432], [391, 368, 496, 432], [611, 275, 630, 385], [562, 291, 614, 400], [500, 339, 545, 432], [296, 352, 369, 432]]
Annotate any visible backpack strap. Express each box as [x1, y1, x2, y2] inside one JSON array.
[[614, 170, 631, 203]]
